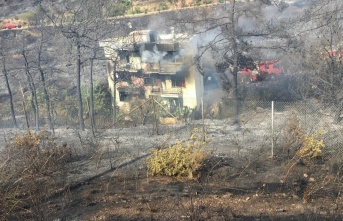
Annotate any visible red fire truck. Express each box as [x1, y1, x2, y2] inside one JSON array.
[[240, 60, 282, 82], [2, 23, 21, 29]]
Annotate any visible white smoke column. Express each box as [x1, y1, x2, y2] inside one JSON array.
[[141, 45, 167, 63]]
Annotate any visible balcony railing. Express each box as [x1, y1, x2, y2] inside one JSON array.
[[117, 85, 141, 94], [143, 62, 183, 74], [150, 87, 182, 96]]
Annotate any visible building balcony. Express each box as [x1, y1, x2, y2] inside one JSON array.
[[143, 62, 183, 74], [150, 87, 183, 98], [117, 85, 142, 95]]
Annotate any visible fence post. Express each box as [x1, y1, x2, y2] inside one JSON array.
[[152, 96, 159, 135], [271, 101, 274, 158], [202, 96, 205, 142]]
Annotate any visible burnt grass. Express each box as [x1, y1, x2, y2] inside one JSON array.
[[24, 151, 343, 221]]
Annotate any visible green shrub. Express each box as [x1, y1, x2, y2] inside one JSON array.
[[147, 128, 207, 178], [133, 7, 142, 14], [159, 2, 169, 10], [18, 11, 37, 21], [106, 1, 132, 16]]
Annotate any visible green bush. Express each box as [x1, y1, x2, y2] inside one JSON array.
[[106, 1, 132, 16], [133, 7, 142, 14], [147, 128, 207, 178], [159, 2, 169, 10]]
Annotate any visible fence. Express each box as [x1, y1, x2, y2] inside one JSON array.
[[0, 97, 342, 159], [204, 99, 341, 159]]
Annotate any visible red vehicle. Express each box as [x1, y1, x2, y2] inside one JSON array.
[[2, 23, 21, 29], [240, 60, 282, 82], [259, 61, 282, 75]]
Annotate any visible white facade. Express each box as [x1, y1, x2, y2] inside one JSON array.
[[99, 29, 204, 111]]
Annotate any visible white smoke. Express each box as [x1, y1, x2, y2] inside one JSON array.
[[141, 45, 167, 63]]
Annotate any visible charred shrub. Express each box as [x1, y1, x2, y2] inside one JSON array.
[[0, 129, 70, 220], [283, 120, 326, 203], [284, 114, 305, 157]]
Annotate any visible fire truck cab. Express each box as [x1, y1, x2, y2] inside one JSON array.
[[2, 23, 21, 29], [240, 60, 282, 82]]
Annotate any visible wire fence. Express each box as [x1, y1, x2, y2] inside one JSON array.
[[207, 99, 342, 159], [0, 97, 342, 159]]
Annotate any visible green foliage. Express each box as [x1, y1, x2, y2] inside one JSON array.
[[133, 7, 142, 14], [106, 0, 132, 16], [92, 82, 112, 116], [18, 11, 37, 21], [159, 2, 169, 10], [174, 106, 194, 121], [17, 6, 47, 25], [147, 128, 207, 178], [122, 0, 132, 8], [30, 83, 111, 127]]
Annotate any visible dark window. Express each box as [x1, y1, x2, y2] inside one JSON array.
[[144, 77, 154, 85], [118, 51, 127, 60], [171, 75, 186, 87], [119, 92, 129, 101], [149, 32, 156, 42]]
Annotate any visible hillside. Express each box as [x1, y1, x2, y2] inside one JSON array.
[[1, 0, 343, 220], [0, 0, 213, 23]]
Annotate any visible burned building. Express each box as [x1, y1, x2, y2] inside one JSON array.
[[99, 28, 204, 111]]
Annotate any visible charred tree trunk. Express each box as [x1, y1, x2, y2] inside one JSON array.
[[232, 40, 239, 116], [76, 36, 85, 130], [1, 56, 17, 128], [37, 33, 53, 130], [230, 0, 240, 123], [39, 68, 53, 130], [22, 51, 39, 129], [89, 58, 95, 134]]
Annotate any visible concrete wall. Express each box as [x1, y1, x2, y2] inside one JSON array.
[[182, 56, 204, 110]]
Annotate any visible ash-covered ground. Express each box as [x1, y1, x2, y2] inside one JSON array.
[[1, 101, 341, 185]]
